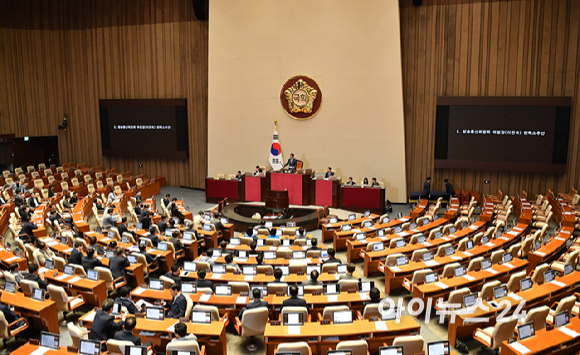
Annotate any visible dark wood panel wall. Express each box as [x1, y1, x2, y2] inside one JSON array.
[[0, 0, 208, 188], [400, 0, 580, 199]]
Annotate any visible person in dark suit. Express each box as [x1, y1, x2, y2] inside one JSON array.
[[109, 247, 130, 283], [117, 217, 131, 237], [235, 171, 243, 181], [339, 263, 357, 280], [102, 208, 116, 228], [89, 299, 124, 349], [195, 269, 214, 291], [158, 215, 168, 233], [18, 205, 31, 222], [8, 262, 23, 284], [88, 236, 105, 255], [20, 216, 38, 245], [135, 191, 142, 204], [69, 191, 79, 206], [281, 285, 308, 310], [134, 203, 142, 218], [169, 230, 184, 251], [164, 284, 187, 319], [139, 207, 149, 222], [371, 178, 380, 187], [323, 248, 342, 264], [82, 248, 103, 271], [115, 286, 140, 314], [324, 167, 334, 179], [253, 166, 263, 176], [302, 270, 322, 286], [137, 243, 158, 265], [283, 153, 298, 170], [48, 209, 61, 227], [444, 178, 456, 197], [345, 177, 356, 186], [308, 238, 321, 251], [146, 226, 160, 247], [422, 177, 431, 199], [24, 262, 48, 290], [162, 194, 171, 209], [114, 317, 142, 345], [28, 193, 40, 208], [164, 264, 182, 286], [239, 288, 268, 317], [69, 241, 84, 265]]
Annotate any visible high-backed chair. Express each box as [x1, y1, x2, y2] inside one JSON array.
[[338, 280, 359, 292], [95, 266, 127, 292], [467, 257, 483, 272], [318, 305, 349, 322], [473, 317, 518, 350], [336, 340, 368, 355], [518, 306, 549, 331], [0, 310, 28, 347], [234, 307, 269, 351], [480, 280, 501, 301], [192, 305, 222, 322], [267, 283, 288, 295], [166, 338, 205, 355], [281, 307, 310, 323], [441, 263, 460, 279], [106, 340, 134, 355], [229, 282, 250, 294], [506, 271, 527, 293], [20, 280, 38, 297], [47, 285, 85, 325], [67, 322, 89, 348], [531, 264, 550, 284], [274, 342, 311, 355], [547, 295, 576, 325], [392, 335, 424, 355]]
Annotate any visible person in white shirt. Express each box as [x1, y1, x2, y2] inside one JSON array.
[[107, 191, 118, 204]]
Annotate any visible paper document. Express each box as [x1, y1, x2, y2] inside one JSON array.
[[327, 295, 338, 302], [508, 293, 523, 301], [83, 311, 96, 322], [534, 251, 546, 256], [166, 322, 178, 332], [210, 274, 221, 280], [390, 267, 401, 272], [199, 294, 211, 302], [236, 296, 247, 304], [359, 293, 370, 301], [288, 326, 301, 335], [47, 241, 59, 247], [375, 321, 388, 330], [68, 276, 82, 283], [507, 231, 518, 236], [132, 287, 147, 295], [434, 282, 449, 289], [55, 274, 69, 281], [550, 280, 567, 288], [509, 342, 531, 354], [463, 251, 473, 257], [487, 269, 499, 275], [503, 263, 515, 269], [485, 242, 495, 247], [469, 225, 479, 230], [450, 256, 462, 260], [5, 256, 19, 262], [244, 276, 254, 281], [555, 237, 566, 241], [399, 218, 409, 222], [463, 275, 476, 281], [558, 326, 580, 338]]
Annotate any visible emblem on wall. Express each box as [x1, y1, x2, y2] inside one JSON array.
[[280, 75, 322, 120]]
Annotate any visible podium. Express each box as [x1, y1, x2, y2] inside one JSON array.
[[265, 190, 289, 210], [267, 171, 312, 205]]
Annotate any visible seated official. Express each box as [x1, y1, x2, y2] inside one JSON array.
[[239, 288, 268, 317], [25, 262, 48, 290], [8, 262, 23, 284], [282, 285, 308, 310], [323, 248, 342, 264], [364, 287, 382, 309], [235, 171, 243, 180], [140, 211, 153, 231], [0, 304, 26, 330], [115, 286, 141, 314], [20, 216, 38, 245], [102, 208, 116, 228], [284, 153, 298, 170], [267, 228, 279, 239], [273, 268, 283, 282], [18, 206, 31, 222], [308, 238, 321, 251], [164, 264, 183, 286], [170, 322, 197, 343], [219, 240, 233, 255], [195, 269, 214, 291], [69, 241, 84, 265], [36, 242, 55, 266], [163, 284, 187, 319], [362, 178, 369, 186], [88, 236, 106, 255], [107, 191, 118, 204], [345, 177, 356, 186], [198, 249, 215, 267], [249, 241, 259, 257], [253, 166, 263, 176], [371, 178, 380, 187], [117, 217, 134, 238], [444, 178, 456, 197], [302, 270, 322, 286], [324, 167, 334, 179], [244, 227, 256, 241], [48, 209, 62, 227], [193, 211, 205, 230], [137, 243, 158, 265], [340, 263, 357, 280], [158, 215, 169, 233], [110, 247, 131, 284], [224, 254, 242, 273], [82, 248, 103, 271], [89, 299, 124, 348], [114, 317, 145, 345], [146, 226, 160, 247], [169, 229, 184, 251]]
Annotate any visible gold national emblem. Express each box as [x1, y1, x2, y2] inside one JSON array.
[[280, 75, 323, 120]]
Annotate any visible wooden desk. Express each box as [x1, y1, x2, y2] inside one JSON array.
[[205, 178, 244, 203], [179, 270, 360, 285], [0, 247, 28, 270], [45, 270, 107, 306], [311, 178, 340, 208], [80, 310, 227, 355], [448, 271, 580, 345], [321, 214, 380, 243], [72, 195, 95, 233], [479, 197, 494, 222], [264, 316, 420, 355], [12, 344, 72, 355], [528, 227, 574, 272], [345, 218, 448, 263], [444, 198, 460, 220], [267, 171, 312, 206], [501, 316, 580, 355], [340, 185, 386, 215], [410, 199, 429, 218], [202, 256, 325, 266], [0, 291, 59, 334]]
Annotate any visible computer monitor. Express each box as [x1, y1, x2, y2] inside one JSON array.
[[363, 220, 372, 228], [348, 214, 356, 221], [555, 310, 570, 328], [286, 221, 296, 228], [466, 240, 474, 250], [64, 264, 75, 276], [397, 212, 403, 219], [111, 302, 122, 315], [135, 223, 143, 231], [257, 239, 266, 247], [410, 222, 417, 229], [265, 221, 273, 228], [364, 210, 371, 217], [378, 346, 403, 355], [544, 270, 555, 283], [342, 224, 352, 232], [127, 255, 137, 264], [394, 226, 402, 233], [327, 351, 351, 355], [435, 231, 443, 239], [359, 281, 375, 293], [417, 235, 426, 244], [264, 251, 277, 260], [355, 233, 366, 241], [323, 283, 339, 295], [307, 265, 321, 274], [157, 243, 168, 252], [215, 285, 232, 296], [281, 239, 291, 247], [213, 249, 222, 258], [230, 238, 241, 246], [382, 216, 390, 223], [243, 266, 257, 276], [171, 352, 197, 355], [433, 214, 439, 221], [183, 261, 197, 272], [87, 269, 99, 281], [463, 293, 478, 308], [520, 277, 533, 292], [396, 240, 405, 248], [445, 247, 454, 256], [203, 224, 211, 232], [481, 235, 489, 244], [44, 259, 55, 270], [148, 278, 164, 291], [40, 331, 60, 350], [454, 266, 466, 277], [493, 285, 507, 300], [287, 285, 304, 297], [183, 232, 194, 241], [237, 250, 248, 259], [145, 307, 165, 321], [283, 312, 304, 326], [481, 258, 492, 270], [449, 226, 456, 234], [190, 310, 212, 324], [329, 217, 338, 224], [279, 266, 290, 276], [32, 287, 45, 301], [4, 281, 16, 294], [396, 255, 408, 266], [293, 251, 305, 259], [427, 341, 449, 355], [212, 264, 226, 274], [425, 272, 438, 284], [182, 283, 197, 294], [333, 310, 353, 324], [125, 346, 148, 355], [517, 321, 535, 341], [373, 243, 384, 252], [337, 264, 347, 274], [105, 251, 114, 259], [503, 252, 513, 263], [107, 231, 115, 239], [79, 339, 101, 355], [423, 251, 433, 262], [564, 263, 573, 276], [122, 236, 130, 244]]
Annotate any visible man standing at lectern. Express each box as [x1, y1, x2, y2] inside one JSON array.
[[284, 153, 297, 170]]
